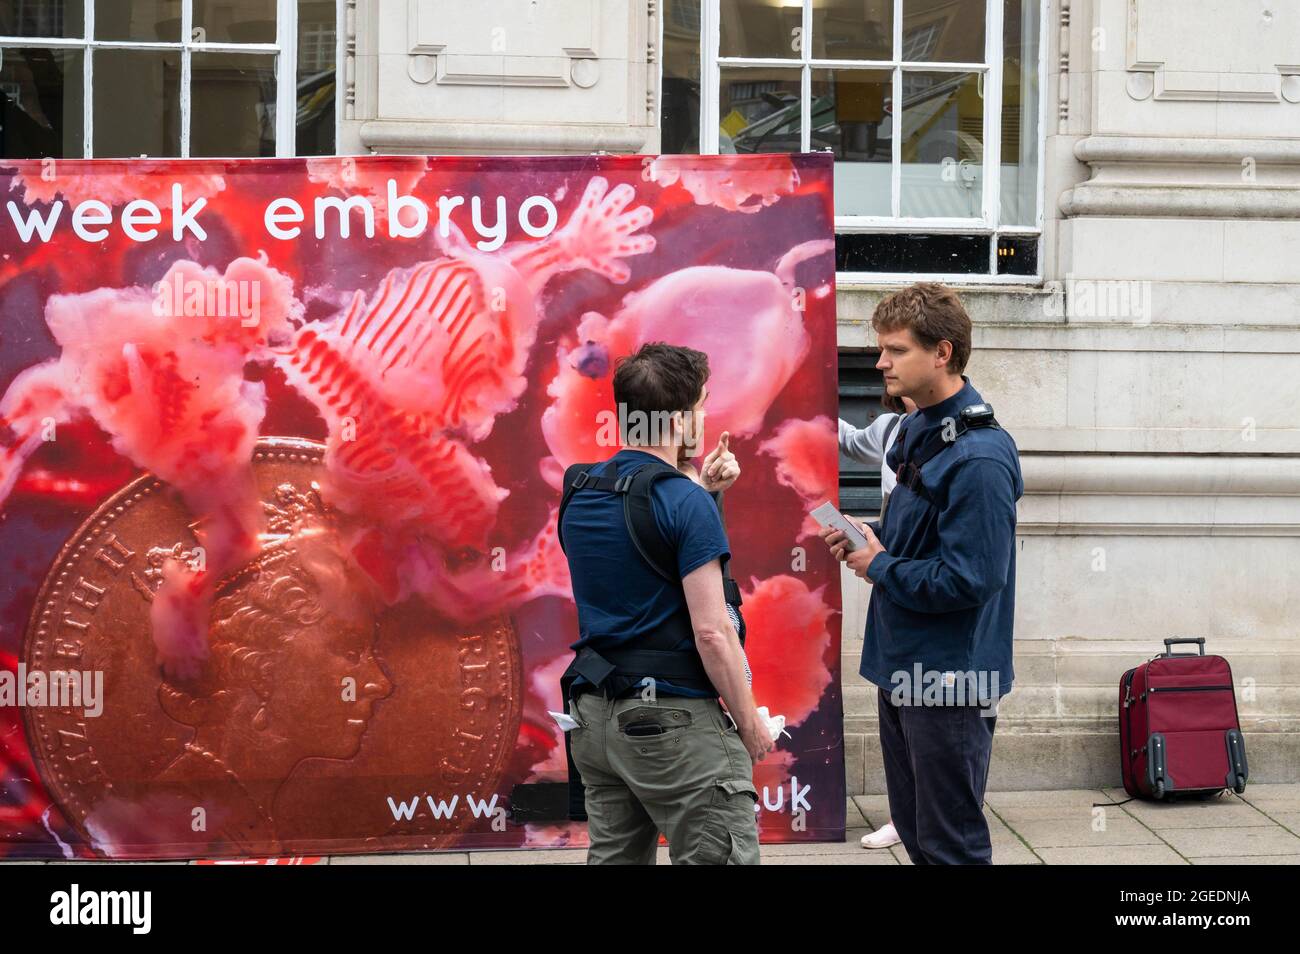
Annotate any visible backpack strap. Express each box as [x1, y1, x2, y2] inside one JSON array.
[[894, 411, 1002, 507], [709, 489, 743, 609], [622, 460, 689, 582], [881, 413, 902, 452], [559, 457, 741, 607]]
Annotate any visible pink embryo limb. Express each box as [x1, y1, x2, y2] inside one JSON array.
[[641, 155, 800, 214], [277, 175, 651, 611], [0, 256, 302, 677], [541, 240, 833, 471]]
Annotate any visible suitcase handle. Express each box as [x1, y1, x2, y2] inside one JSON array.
[[1161, 637, 1205, 657]]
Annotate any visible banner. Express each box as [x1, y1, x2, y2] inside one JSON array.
[[0, 153, 842, 859]]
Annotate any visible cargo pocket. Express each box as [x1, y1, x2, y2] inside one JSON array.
[[692, 778, 760, 865]]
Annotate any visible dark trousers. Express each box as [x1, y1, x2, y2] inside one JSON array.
[[877, 687, 997, 865]]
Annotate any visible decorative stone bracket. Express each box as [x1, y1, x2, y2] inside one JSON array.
[[406, 0, 602, 88]]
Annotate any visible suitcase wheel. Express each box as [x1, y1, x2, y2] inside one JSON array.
[[1233, 774, 1246, 794], [1153, 780, 1165, 799]]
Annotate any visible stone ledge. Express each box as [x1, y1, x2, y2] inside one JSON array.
[[843, 683, 1300, 722], [357, 119, 649, 154], [844, 726, 1300, 794]]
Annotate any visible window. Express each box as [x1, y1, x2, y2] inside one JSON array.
[[661, 0, 1045, 281], [0, 0, 336, 159]]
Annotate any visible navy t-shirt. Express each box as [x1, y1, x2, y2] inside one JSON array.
[[561, 449, 730, 698]]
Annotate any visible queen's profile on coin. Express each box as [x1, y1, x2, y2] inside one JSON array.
[[151, 482, 394, 855]]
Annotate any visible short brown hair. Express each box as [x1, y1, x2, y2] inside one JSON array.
[[612, 342, 709, 421], [871, 282, 971, 375]]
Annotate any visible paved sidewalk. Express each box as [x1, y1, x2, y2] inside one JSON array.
[[6, 785, 1298, 865], [344, 784, 1299, 865]]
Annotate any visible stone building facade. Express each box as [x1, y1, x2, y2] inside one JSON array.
[[340, 0, 1300, 792]]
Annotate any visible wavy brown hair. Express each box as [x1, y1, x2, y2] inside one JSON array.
[[871, 282, 972, 376]]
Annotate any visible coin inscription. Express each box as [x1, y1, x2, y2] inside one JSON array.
[[22, 437, 522, 859]]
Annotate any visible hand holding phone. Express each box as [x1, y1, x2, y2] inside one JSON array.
[[810, 501, 869, 552]]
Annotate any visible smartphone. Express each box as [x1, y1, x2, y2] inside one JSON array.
[[623, 721, 667, 737], [810, 501, 869, 551]]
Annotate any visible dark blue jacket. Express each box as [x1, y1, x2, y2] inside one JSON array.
[[861, 376, 1023, 700]]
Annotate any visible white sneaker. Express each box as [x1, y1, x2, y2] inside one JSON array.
[[860, 822, 901, 849]]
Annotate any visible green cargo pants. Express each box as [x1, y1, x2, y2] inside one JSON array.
[[569, 691, 761, 865]]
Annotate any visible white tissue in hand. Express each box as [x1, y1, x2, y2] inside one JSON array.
[[756, 706, 789, 742]]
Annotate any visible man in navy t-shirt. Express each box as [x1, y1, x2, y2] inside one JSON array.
[[560, 342, 772, 864]]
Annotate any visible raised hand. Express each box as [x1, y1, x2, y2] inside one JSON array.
[[699, 431, 740, 493]]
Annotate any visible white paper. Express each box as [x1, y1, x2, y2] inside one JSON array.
[[725, 705, 791, 742], [548, 710, 580, 732], [810, 501, 869, 552]]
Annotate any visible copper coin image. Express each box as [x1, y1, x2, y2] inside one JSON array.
[[22, 437, 522, 859]]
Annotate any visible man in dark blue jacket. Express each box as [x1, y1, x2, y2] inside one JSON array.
[[821, 282, 1023, 864]]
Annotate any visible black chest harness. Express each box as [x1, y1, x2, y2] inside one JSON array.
[[890, 403, 1002, 509], [556, 456, 743, 700]]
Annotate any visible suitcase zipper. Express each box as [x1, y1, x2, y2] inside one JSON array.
[[1147, 685, 1233, 692]]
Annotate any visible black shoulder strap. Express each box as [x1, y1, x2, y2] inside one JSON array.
[[895, 416, 1002, 505], [882, 413, 902, 450], [556, 457, 687, 581], [557, 458, 616, 555], [557, 457, 741, 605], [622, 461, 690, 582]]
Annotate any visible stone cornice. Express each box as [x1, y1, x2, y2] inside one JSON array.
[[1075, 137, 1300, 165], [1018, 453, 1300, 536], [1062, 136, 1300, 218]]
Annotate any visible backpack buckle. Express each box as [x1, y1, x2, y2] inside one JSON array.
[[897, 462, 921, 491], [614, 474, 634, 493], [572, 471, 591, 490]]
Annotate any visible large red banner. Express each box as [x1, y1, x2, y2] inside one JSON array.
[[0, 153, 842, 859]]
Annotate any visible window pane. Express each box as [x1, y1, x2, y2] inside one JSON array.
[[93, 49, 179, 157], [811, 68, 890, 216], [661, 0, 701, 153], [903, 0, 985, 64], [899, 70, 982, 218], [296, 0, 336, 155], [719, 66, 801, 154], [0, 0, 85, 38], [190, 52, 276, 157], [1000, 0, 1039, 226], [835, 232, 990, 273], [812, 0, 891, 61], [996, 234, 1036, 275], [95, 0, 181, 42], [192, 0, 277, 44], [0, 47, 84, 157], [719, 0, 802, 60]]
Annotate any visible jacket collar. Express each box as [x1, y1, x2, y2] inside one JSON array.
[[918, 374, 979, 425]]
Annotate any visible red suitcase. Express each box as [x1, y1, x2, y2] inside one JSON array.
[[1119, 638, 1248, 800]]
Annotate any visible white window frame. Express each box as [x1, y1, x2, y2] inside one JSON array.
[[0, 0, 340, 158], [691, 0, 1047, 285]]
